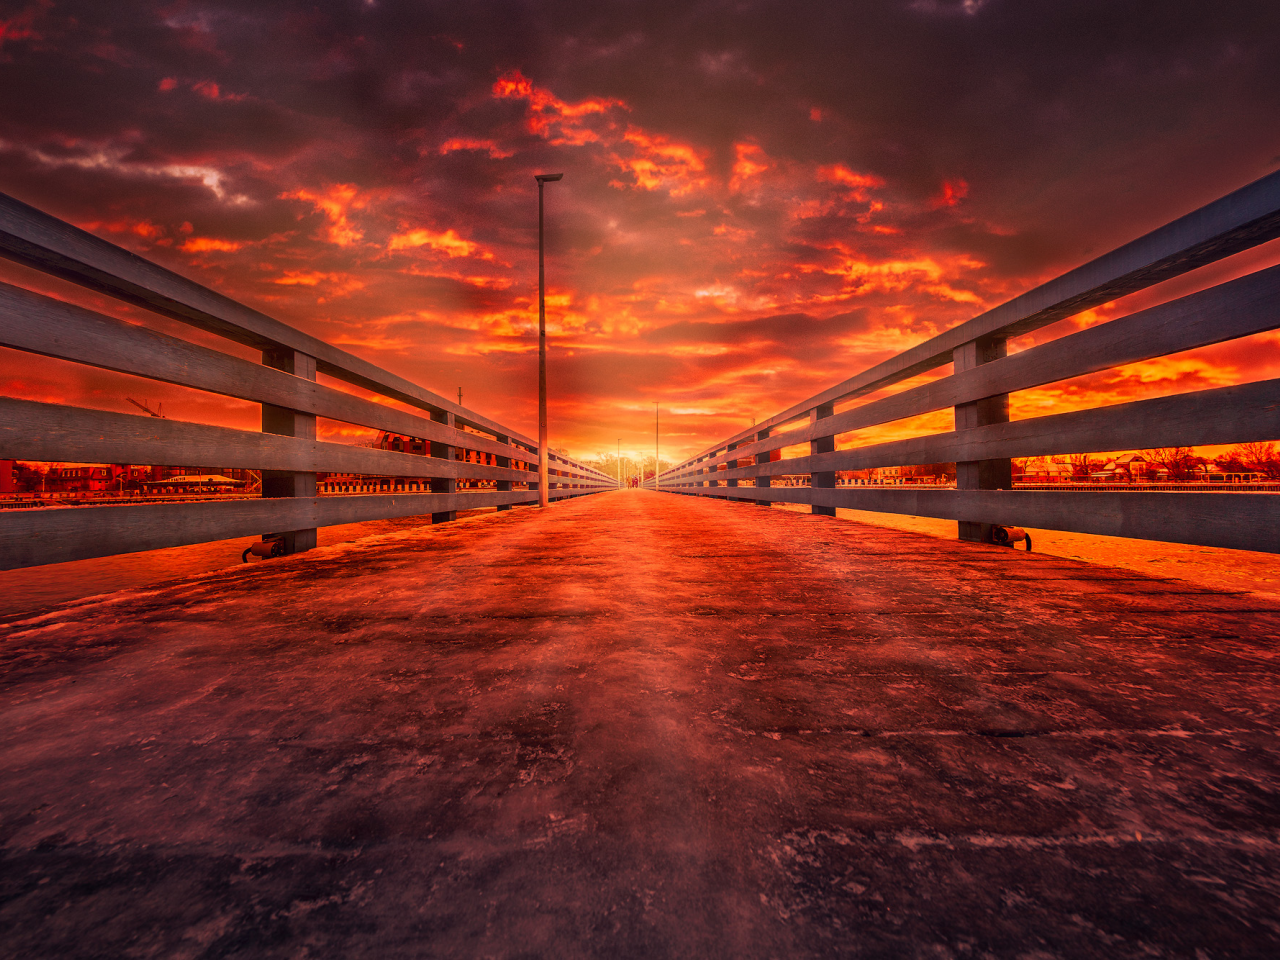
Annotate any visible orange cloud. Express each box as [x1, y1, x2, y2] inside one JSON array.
[[83, 218, 164, 240], [930, 179, 969, 208], [272, 271, 365, 296], [818, 164, 884, 199], [610, 129, 708, 196], [820, 253, 985, 305], [492, 69, 625, 146], [181, 237, 243, 253], [280, 184, 367, 246], [438, 137, 513, 158], [730, 142, 770, 191], [388, 227, 492, 259]]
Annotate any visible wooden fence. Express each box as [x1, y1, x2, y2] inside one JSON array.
[[649, 171, 1280, 554], [0, 192, 615, 570]]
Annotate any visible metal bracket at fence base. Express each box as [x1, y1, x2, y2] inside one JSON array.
[[242, 536, 287, 563], [992, 525, 1032, 551]]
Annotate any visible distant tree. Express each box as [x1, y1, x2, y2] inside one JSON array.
[[1231, 442, 1280, 480], [1015, 455, 1047, 478], [1068, 453, 1098, 479], [1143, 447, 1198, 481], [1214, 452, 1249, 474], [13, 461, 51, 493], [639, 454, 672, 482], [587, 453, 624, 481]]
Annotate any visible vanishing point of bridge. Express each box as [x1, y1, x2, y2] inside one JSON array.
[[2, 173, 1280, 956]]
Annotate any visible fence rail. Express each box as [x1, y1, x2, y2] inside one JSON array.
[[0, 192, 614, 571], [649, 170, 1280, 554]]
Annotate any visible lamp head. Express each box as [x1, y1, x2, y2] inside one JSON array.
[[535, 173, 564, 182]]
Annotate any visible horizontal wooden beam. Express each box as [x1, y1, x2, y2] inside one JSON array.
[[0, 487, 612, 570], [677, 169, 1280, 465], [0, 282, 532, 464], [0, 191, 540, 448], [0, 397, 544, 482], [661, 486, 1280, 554], [692, 378, 1280, 480], [680, 264, 1280, 475]]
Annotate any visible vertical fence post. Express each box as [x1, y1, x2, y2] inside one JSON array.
[[495, 434, 513, 511], [753, 428, 772, 505], [810, 402, 836, 517], [726, 442, 739, 489], [260, 348, 317, 554], [429, 409, 456, 524], [953, 336, 1011, 542]]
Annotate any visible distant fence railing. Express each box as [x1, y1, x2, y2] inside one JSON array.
[[0, 192, 615, 570], [647, 171, 1280, 554]]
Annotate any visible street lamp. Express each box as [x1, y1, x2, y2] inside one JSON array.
[[535, 172, 563, 509]]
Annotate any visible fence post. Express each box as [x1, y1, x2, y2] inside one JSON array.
[[429, 410, 456, 523], [726, 442, 739, 489], [495, 433, 513, 511], [954, 335, 1011, 542], [810, 403, 836, 517], [260, 348, 317, 554], [753, 428, 772, 505]]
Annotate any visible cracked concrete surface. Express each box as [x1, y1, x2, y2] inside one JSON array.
[[2, 490, 1279, 958]]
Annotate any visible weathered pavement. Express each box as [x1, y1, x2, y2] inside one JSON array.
[[2, 490, 1279, 959]]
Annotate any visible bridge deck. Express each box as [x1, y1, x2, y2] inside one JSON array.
[[3, 490, 1279, 958]]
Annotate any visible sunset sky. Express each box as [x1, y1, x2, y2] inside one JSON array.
[[2, 0, 1279, 465]]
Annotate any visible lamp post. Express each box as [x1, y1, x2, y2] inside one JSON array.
[[535, 172, 563, 509], [617, 439, 622, 489]]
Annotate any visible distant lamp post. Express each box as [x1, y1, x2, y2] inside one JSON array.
[[618, 439, 622, 489], [654, 401, 659, 492], [535, 172, 563, 509]]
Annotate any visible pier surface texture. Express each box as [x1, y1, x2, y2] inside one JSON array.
[[2, 490, 1279, 959]]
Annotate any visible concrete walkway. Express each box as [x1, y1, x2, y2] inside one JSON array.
[[2, 490, 1279, 958]]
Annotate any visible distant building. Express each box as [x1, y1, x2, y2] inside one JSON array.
[[1014, 461, 1073, 483]]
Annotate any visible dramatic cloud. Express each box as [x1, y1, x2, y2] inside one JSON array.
[[0, 0, 1278, 463]]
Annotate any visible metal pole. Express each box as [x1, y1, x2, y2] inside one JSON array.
[[538, 180, 548, 508], [618, 439, 621, 488], [534, 173, 563, 509]]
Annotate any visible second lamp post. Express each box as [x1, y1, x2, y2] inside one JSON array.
[[535, 172, 563, 509]]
